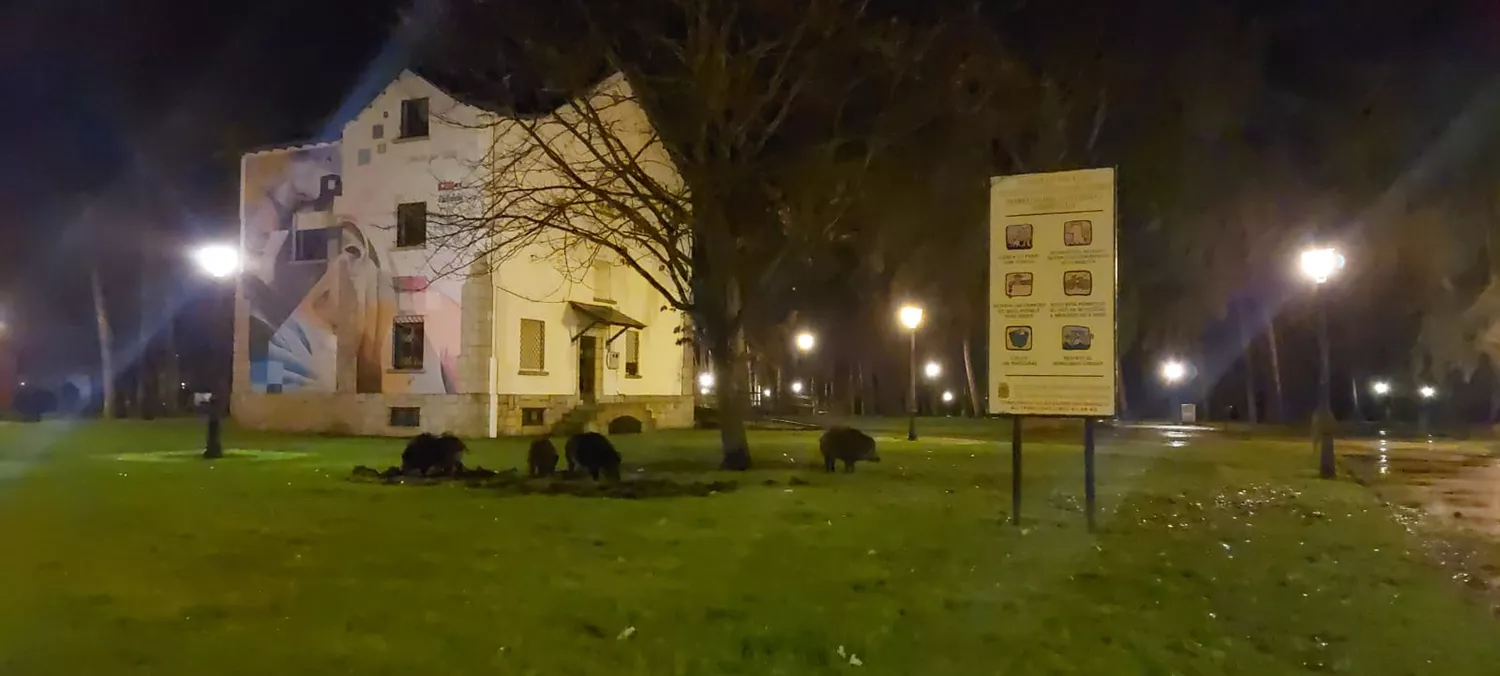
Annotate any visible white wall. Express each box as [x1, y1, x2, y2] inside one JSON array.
[[490, 238, 686, 399], [479, 73, 689, 401], [334, 72, 490, 395], [328, 70, 687, 401]]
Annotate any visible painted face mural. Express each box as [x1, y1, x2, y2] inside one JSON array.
[[242, 145, 461, 395], [243, 146, 343, 393]]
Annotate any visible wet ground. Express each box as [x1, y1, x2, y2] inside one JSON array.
[[1338, 436, 1500, 606], [1341, 437, 1500, 535]]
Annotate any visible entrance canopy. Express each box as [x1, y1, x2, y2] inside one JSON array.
[[569, 301, 646, 344]]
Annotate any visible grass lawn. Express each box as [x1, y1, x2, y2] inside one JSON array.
[[0, 420, 1496, 674]]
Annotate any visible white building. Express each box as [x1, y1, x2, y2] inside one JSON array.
[[232, 70, 694, 437]]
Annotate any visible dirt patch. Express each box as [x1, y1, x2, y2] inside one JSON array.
[[349, 465, 739, 499]]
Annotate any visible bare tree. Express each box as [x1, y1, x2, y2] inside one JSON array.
[[91, 262, 115, 419], [428, 0, 962, 467]]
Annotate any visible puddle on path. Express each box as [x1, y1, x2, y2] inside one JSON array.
[[1343, 438, 1500, 605], [1343, 439, 1500, 534]]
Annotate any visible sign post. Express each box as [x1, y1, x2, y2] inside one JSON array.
[[989, 168, 1118, 530]]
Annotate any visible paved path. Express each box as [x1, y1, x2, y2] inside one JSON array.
[[1342, 437, 1500, 537]]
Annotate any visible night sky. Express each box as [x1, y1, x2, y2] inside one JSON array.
[[0, 0, 402, 380]]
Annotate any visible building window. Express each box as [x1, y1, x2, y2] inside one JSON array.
[[592, 260, 613, 302], [389, 407, 421, 428], [393, 318, 425, 370], [396, 202, 427, 248], [520, 319, 545, 372], [522, 407, 546, 426], [400, 98, 429, 138], [293, 228, 328, 262], [372, 123, 384, 140], [625, 330, 641, 377]]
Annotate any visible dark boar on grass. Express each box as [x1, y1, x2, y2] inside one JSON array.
[[402, 433, 468, 477], [566, 432, 621, 481], [820, 427, 879, 473], [528, 437, 559, 477]]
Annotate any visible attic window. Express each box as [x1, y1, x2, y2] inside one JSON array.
[[400, 98, 429, 139]]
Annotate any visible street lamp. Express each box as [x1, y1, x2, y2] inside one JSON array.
[[792, 331, 817, 408], [791, 380, 804, 395], [795, 331, 816, 353], [192, 244, 243, 460], [941, 390, 955, 403], [1372, 380, 1393, 421], [924, 361, 942, 380], [1160, 358, 1191, 422], [898, 304, 924, 441], [1417, 385, 1438, 434], [1300, 246, 1344, 479], [1160, 359, 1188, 385]]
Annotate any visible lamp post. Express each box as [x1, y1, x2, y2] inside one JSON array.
[[1371, 380, 1392, 422], [1419, 385, 1437, 435], [898, 304, 924, 441], [1299, 246, 1345, 479], [923, 361, 942, 416], [1160, 358, 1189, 422], [794, 331, 816, 408], [192, 244, 243, 460]]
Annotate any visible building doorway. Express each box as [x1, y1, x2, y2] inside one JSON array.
[[578, 335, 598, 403]]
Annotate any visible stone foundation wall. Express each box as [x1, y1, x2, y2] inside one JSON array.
[[592, 394, 694, 431], [233, 392, 489, 437], [233, 392, 695, 438]]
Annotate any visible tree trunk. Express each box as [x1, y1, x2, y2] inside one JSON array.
[[137, 254, 155, 420], [1266, 316, 1285, 423], [91, 265, 115, 419], [704, 267, 751, 470], [712, 326, 751, 470], [1238, 306, 1258, 423], [962, 335, 981, 417]]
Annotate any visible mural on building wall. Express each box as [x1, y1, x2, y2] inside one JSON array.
[[241, 145, 462, 394]]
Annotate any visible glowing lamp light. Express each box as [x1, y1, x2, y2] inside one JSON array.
[[761, 388, 772, 397], [1299, 247, 1345, 284], [698, 372, 715, 389], [1160, 359, 1187, 385], [193, 244, 243, 280], [795, 332, 816, 353], [790, 381, 804, 394], [924, 361, 942, 379], [898, 305, 924, 330], [1419, 385, 1437, 400], [941, 390, 955, 403], [1372, 381, 1391, 396]]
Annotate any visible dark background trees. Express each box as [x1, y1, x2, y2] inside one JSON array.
[[4, 0, 1500, 435]]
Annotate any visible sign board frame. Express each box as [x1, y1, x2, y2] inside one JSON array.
[[987, 167, 1119, 419]]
